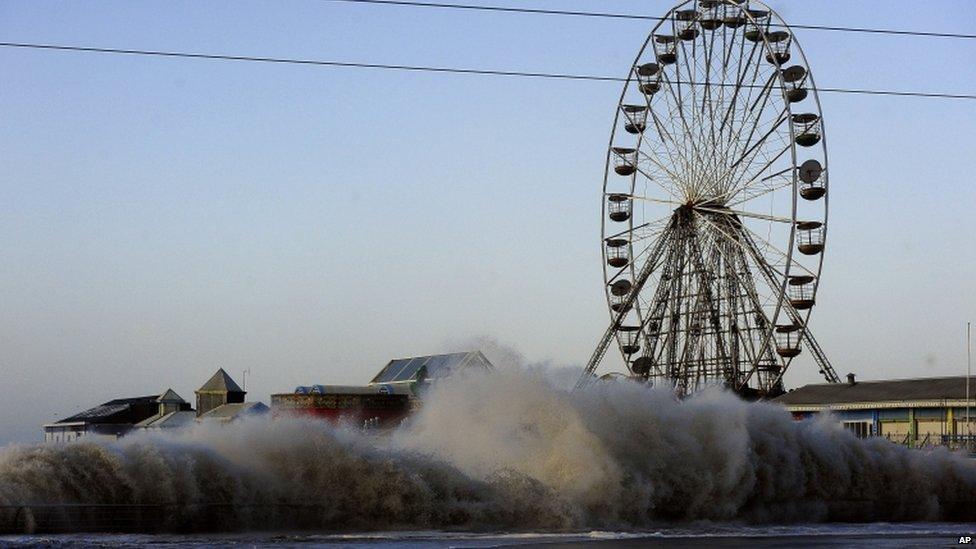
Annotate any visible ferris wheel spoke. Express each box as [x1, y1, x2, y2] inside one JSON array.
[[635, 154, 680, 188], [679, 40, 706, 197], [694, 204, 792, 224], [606, 228, 668, 286], [638, 134, 685, 180], [730, 106, 788, 173], [635, 150, 687, 197], [629, 194, 685, 208], [701, 24, 718, 120], [720, 22, 735, 69], [627, 217, 671, 241], [631, 230, 673, 268], [646, 105, 695, 187], [719, 107, 789, 193], [730, 127, 793, 195], [724, 69, 777, 169], [721, 142, 793, 203], [605, 218, 666, 241], [745, 71, 778, 117], [712, 28, 754, 188], [678, 40, 697, 97], [659, 77, 709, 186], [739, 223, 818, 279], [690, 211, 792, 285], [720, 40, 763, 138], [727, 175, 793, 208], [724, 61, 769, 148]]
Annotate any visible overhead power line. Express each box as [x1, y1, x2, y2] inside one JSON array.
[[326, 0, 976, 40], [1, 42, 974, 101]]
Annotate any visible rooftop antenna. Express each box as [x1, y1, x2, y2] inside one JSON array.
[[243, 368, 251, 392], [967, 322, 972, 448]]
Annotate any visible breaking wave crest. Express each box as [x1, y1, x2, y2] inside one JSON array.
[[2, 369, 975, 533]]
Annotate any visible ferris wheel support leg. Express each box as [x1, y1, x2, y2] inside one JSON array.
[[731, 240, 780, 393], [576, 224, 674, 390], [687, 223, 733, 381], [637, 237, 684, 380], [739, 231, 840, 386], [575, 322, 623, 391], [800, 329, 840, 383]]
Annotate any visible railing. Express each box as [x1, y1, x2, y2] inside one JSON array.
[[876, 433, 976, 454], [940, 434, 976, 453]]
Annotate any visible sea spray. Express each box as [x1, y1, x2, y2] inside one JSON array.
[[402, 369, 976, 523], [1, 369, 975, 533], [0, 417, 571, 533]]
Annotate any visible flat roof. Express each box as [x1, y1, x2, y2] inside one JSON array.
[[775, 376, 975, 407]]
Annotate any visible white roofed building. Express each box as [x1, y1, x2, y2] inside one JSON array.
[[368, 351, 493, 393]]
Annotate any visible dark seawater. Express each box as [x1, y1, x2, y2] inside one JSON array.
[[3, 524, 976, 548]]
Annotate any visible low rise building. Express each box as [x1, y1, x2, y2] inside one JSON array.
[[274, 350, 494, 428], [776, 374, 976, 449], [44, 369, 266, 441], [368, 350, 494, 393], [44, 395, 160, 443], [133, 389, 196, 432]]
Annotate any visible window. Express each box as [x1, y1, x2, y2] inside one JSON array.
[[844, 421, 870, 439]]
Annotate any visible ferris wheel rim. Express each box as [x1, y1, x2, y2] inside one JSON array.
[[599, 0, 830, 392]]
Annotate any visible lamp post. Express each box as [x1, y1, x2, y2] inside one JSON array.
[[967, 322, 972, 450]]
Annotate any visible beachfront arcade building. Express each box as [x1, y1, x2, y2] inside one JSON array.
[[776, 375, 976, 449]]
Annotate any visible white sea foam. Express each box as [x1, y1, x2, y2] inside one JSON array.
[[1, 367, 974, 533]]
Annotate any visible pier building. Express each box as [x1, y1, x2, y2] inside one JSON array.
[[43, 395, 165, 443], [43, 369, 264, 441], [273, 350, 494, 428], [132, 389, 196, 432], [776, 375, 976, 448]]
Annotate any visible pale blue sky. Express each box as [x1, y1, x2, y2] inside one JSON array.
[[1, 1, 975, 443]]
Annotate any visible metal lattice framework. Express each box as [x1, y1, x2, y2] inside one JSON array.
[[579, 0, 839, 397]]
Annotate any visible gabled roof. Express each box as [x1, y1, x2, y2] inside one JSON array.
[[197, 402, 268, 421], [156, 389, 185, 403], [197, 368, 244, 394], [369, 351, 493, 385], [135, 410, 197, 429], [775, 376, 975, 407]]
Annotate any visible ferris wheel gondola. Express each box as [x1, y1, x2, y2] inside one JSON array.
[[581, 0, 839, 397]]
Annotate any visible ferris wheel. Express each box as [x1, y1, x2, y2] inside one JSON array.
[[580, 0, 839, 397]]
